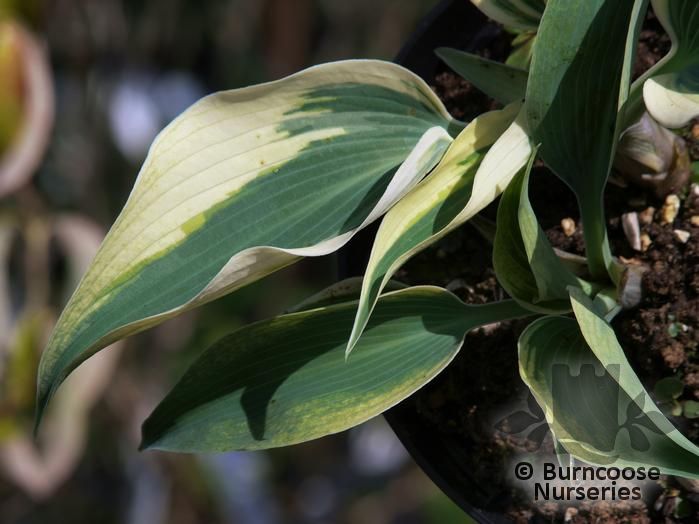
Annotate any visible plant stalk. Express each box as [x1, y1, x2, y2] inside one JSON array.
[[579, 193, 615, 284], [464, 298, 533, 328]]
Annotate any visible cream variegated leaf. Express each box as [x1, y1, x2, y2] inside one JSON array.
[[36, 60, 460, 423], [346, 104, 532, 355], [644, 72, 699, 129], [640, 1, 699, 128]]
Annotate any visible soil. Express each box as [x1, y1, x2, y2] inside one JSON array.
[[392, 8, 699, 524]]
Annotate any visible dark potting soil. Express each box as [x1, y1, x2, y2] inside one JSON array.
[[393, 11, 699, 524]]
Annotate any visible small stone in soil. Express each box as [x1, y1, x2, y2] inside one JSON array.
[[661, 194, 681, 224], [639, 206, 656, 225], [674, 229, 691, 243], [561, 218, 576, 237], [564, 507, 578, 522], [661, 342, 686, 370], [622, 212, 642, 251]]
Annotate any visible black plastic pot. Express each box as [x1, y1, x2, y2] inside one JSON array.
[[339, 2, 511, 522]]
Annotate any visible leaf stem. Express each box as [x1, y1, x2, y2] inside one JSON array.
[[579, 193, 614, 284], [463, 298, 534, 329]]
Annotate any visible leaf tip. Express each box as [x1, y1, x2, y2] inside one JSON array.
[[434, 47, 449, 59], [139, 417, 161, 452], [32, 386, 51, 438], [345, 319, 366, 361], [344, 343, 354, 362], [137, 437, 152, 452]]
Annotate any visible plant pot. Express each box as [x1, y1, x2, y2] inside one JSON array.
[[339, 2, 512, 522]]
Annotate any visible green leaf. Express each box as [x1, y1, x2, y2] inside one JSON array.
[[493, 151, 589, 313], [683, 401, 699, 420], [655, 377, 684, 402], [652, 0, 699, 68], [675, 498, 693, 519], [346, 104, 531, 355], [286, 277, 407, 314], [435, 47, 528, 104], [519, 313, 699, 477], [622, 0, 699, 129], [544, 287, 699, 477], [470, 0, 546, 31], [35, 60, 458, 425], [640, 1, 699, 128], [140, 286, 530, 452], [525, 0, 648, 279]]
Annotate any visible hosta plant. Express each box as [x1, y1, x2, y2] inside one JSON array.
[[36, 0, 699, 482]]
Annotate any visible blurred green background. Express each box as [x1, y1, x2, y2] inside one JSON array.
[[0, 1, 474, 522]]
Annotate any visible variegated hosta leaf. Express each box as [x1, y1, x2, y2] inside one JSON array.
[[652, 0, 699, 66], [519, 287, 699, 477], [638, 1, 699, 128], [470, 0, 546, 31], [644, 71, 699, 129], [141, 286, 531, 452], [493, 150, 593, 314], [526, 0, 647, 280], [435, 47, 528, 104], [346, 104, 531, 355], [36, 60, 459, 423]]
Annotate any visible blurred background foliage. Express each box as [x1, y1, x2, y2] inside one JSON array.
[[0, 0, 473, 523]]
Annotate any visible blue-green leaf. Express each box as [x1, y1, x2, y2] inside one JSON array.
[[525, 0, 648, 279], [436, 47, 528, 104], [346, 104, 531, 355], [35, 61, 460, 426], [493, 150, 591, 313], [141, 287, 530, 452]]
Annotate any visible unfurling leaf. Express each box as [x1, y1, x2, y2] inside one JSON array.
[[493, 151, 592, 313], [36, 60, 460, 425], [346, 103, 531, 355], [615, 112, 691, 197]]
